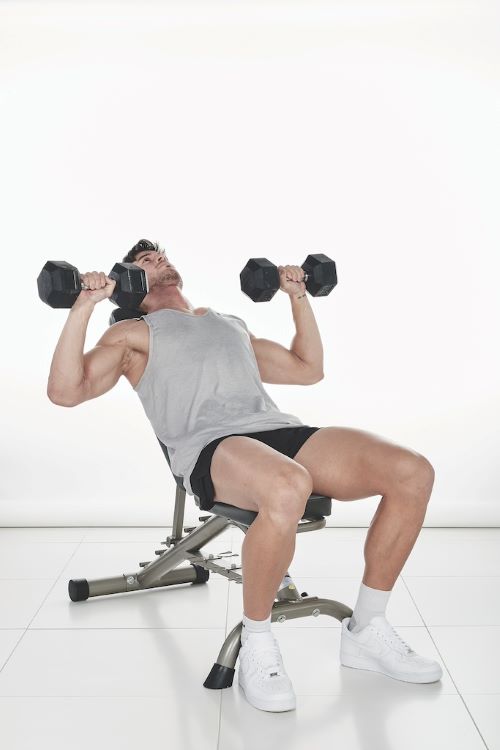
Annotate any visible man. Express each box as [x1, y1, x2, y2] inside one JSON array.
[[47, 238, 442, 714]]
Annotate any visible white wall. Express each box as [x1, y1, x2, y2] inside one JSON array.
[[1, 0, 498, 527]]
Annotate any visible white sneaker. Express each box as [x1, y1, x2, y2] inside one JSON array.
[[237, 631, 296, 712], [340, 615, 443, 684]]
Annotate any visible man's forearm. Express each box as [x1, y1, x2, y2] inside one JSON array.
[[289, 292, 324, 375]]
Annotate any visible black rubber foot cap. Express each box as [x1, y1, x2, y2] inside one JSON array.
[[203, 663, 235, 690], [192, 563, 210, 584], [68, 578, 89, 602]]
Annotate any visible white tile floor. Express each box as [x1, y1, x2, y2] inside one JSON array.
[[0, 525, 499, 750]]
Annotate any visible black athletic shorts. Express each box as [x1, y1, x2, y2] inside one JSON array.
[[189, 425, 320, 511]]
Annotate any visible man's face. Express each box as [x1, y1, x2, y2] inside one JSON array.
[[134, 249, 182, 289]]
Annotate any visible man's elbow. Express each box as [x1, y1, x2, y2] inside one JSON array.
[[305, 370, 325, 385], [47, 389, 79, 407]]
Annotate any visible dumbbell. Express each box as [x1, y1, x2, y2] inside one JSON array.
[[37, 260, 149, 309], [240, 253, 337, 302]]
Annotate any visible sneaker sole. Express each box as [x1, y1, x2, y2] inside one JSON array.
[[340, 653, 442, 683], [238, 675, 296, 712]]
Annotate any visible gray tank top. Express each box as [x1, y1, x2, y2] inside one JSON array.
[[133, 308, 304, 496]]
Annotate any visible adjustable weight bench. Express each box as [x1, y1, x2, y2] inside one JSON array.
[[67, 306, 353, 690]]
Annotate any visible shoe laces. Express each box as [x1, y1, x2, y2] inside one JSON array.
[[246, 635, 284, 677], [372, 620, 415, 655]]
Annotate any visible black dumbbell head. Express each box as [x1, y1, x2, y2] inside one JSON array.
[[108, 262, 149, 309], [302, 254, 337, 297], [240, 258, 281, 302], [37, 260, 82, 308], [109, 306, 144, 326]]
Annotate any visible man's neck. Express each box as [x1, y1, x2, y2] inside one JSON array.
[[144, 288, 196, 314]]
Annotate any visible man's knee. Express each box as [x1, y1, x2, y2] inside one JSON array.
[[263, 465, 313, 520], [417, 455, 436, 496], [392, 451, 435, 497]]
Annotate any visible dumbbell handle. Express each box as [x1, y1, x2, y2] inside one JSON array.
[[80, 281, 105, 291], [78, 270, 116, 291]]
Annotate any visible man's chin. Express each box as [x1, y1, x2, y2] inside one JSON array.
[[158, 272, 179, 284], [156, 274, 183, 290]]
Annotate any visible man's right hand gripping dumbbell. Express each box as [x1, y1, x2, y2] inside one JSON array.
[[37, 260, 148, 310], [76, 271, 117, 308]]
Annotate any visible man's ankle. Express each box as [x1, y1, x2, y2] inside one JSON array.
[[242, 612, 272, 642]]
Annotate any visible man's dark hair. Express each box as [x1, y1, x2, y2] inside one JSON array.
[[122, 239, 163, 264]]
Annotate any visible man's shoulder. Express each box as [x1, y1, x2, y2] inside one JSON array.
[[221, 312, 249, 330], [102, 317, 145, 345]]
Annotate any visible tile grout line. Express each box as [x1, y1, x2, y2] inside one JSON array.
[[400, 574, 490, 749], [217, 535, 237, 750], [0, 536, 86, 678]]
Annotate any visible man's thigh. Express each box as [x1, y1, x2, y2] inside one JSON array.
[[210, 435, 313, 513], [293, 426, 430, 500]]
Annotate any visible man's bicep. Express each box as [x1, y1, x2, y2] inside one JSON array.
[[79, 322, 131, 403], [80, 343, 127, 403], [248, 333, 319, 385]]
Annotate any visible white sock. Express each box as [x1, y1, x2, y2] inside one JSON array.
[[348, 582, 392, 633], [241, 612, 272, 643]]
